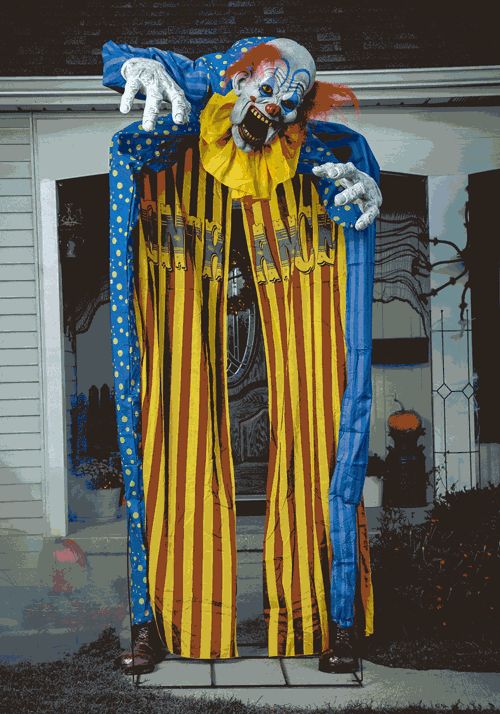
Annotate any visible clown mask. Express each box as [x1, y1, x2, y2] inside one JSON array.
[[226, 39, 315, 152]]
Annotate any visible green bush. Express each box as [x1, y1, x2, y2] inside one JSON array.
[[370, 484, 499, 642]]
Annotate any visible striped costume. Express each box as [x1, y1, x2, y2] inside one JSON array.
[[104, 37, 378, 659]]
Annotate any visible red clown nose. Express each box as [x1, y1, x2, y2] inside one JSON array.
[[265, 103, 280, 117]]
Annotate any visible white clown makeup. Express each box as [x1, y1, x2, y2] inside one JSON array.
[[229, 38, 316, 152]]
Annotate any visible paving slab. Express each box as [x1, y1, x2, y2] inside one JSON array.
[[282, 655, 361, 686], [141, 659, 500, 710], [140, 658, 212, 687], [213, 657, 286, 686], [237, 645, 268, 658]]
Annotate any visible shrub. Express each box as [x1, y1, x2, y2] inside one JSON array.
[[370, 484, 499, 642], [74, 455, 122, 490]]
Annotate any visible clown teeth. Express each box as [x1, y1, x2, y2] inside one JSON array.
[[238, 105, 277, 149], [241, 125, 258, 142], [250, 106, 272, 125]]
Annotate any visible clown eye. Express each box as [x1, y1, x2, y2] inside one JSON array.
[[260, 84, 273, 96], [282, 99, 297, 111]]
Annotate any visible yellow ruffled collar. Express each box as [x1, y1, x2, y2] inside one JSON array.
[[199, 91, 304, 199]]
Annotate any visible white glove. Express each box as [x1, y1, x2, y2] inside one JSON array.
[[312, 162, 382, 231], [119, 58, 192, 131]]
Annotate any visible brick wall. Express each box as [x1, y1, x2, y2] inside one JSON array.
[[3, 0, 498, 76]]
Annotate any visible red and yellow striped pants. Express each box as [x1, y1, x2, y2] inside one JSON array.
[[133, 145, 373, 659]]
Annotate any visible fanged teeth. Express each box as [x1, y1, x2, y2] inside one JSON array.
[[240, 125, 259, 143], [249, 106, 273, 126]]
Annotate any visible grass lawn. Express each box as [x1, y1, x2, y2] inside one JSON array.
[[0, 630, 495, 714]]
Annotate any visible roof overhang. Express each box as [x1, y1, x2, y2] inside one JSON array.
[[1, 66, 499, 111]]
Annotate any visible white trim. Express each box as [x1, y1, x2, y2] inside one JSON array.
[[0, 66, 499, 109], [38, 178, 68, 536]]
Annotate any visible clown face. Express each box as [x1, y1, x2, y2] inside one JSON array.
[[230, 39, 316, 153]]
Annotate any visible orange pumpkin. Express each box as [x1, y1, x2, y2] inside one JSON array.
[[388, 410, 422, 432]]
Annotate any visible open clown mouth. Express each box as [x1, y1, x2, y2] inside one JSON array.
[[238, 106, 279, 149]]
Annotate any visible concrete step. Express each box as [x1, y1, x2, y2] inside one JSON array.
[[67, 514, 266, 553], [0, 626, 108, 663], [1, 507, 414, 664]]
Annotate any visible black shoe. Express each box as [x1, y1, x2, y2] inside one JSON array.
[[118, 622, 166, 675], [318, 625, 359, 673]]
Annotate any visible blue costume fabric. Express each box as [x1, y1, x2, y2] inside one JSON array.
[[103, 36, 378, 631]]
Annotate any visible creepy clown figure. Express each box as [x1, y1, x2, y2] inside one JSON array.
[[103, 36, 382, 675]]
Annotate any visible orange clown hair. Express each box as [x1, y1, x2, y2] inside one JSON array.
[[226, 43, 283, 81], [226, 43, 359, 117], [306, 81, 359, 119]]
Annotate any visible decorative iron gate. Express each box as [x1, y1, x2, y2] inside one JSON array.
[[431, 308, 479, 495]]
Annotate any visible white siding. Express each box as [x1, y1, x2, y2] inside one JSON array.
[[0, 115, 43, 541]]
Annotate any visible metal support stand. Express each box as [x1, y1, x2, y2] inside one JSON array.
[[352, 656, 364, 685], [136, 655, 364, 689]]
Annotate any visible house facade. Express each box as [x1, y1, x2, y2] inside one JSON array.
[[1, 69, 499, 550], [1, 5, 499, 604]]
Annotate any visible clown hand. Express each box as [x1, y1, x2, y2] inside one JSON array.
[[312, 162, 382, 231], [119, 58, 191, 131]]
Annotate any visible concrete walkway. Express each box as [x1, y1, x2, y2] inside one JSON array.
[[139, 656, 500, 710]]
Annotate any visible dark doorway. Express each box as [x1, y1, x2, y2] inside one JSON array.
[[227, 207, 268, 504], [57, 176, 121, 526]]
